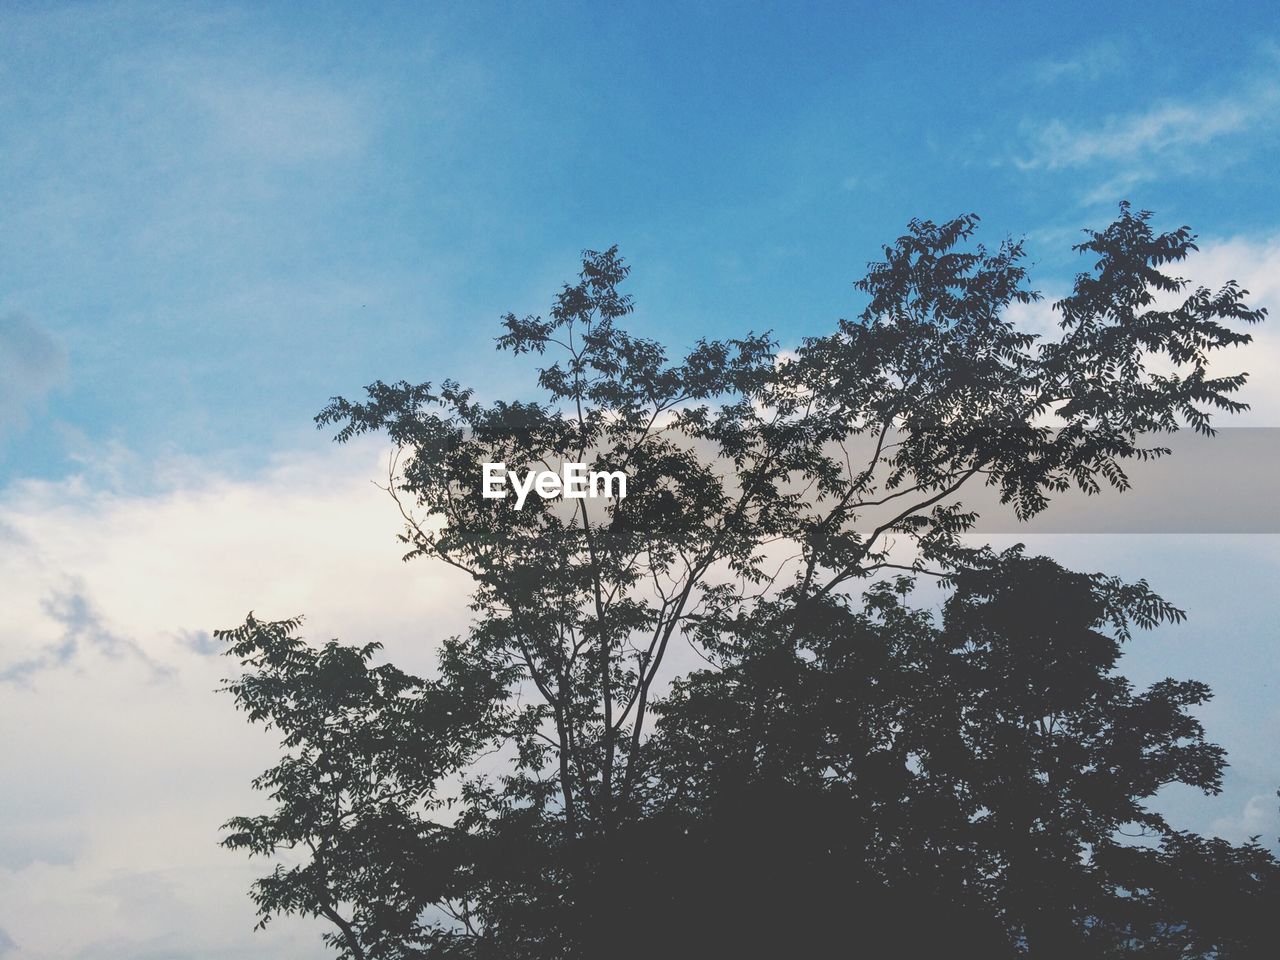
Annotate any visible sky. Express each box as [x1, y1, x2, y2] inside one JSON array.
[[1, 2, 1279, 957]]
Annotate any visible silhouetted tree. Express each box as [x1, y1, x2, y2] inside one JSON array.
[[637, 549, 1279, 957], [220, 205, 1275, 957]]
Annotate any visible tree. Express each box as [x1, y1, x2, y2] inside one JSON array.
[[638, 549, 1279, 957], [220, 204, 1274, 957]]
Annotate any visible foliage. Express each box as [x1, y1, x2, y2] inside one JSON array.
[[220, 205, 1276, 958]]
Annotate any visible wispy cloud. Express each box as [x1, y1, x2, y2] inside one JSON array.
[[1014, 64, 1280, 202], [1031, 40, 1125, 85], [186, 69, 372, 166], [1019, 100, 1254, 172], [0, 586, 170, 686], [0, 314, 65, 435], [0, 13, 383, 285]]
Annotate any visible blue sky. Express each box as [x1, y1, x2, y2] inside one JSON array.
[[2, 3, 1280, 958], [4, 1, 1280, 484]]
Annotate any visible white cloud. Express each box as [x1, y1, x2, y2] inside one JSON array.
[[0, 439, 469, 959], [2, 365, 1280, 957], [1211, 792, 1280, 845], [1168, 233, 1280, 426], [1003, 232, 1280, 427]]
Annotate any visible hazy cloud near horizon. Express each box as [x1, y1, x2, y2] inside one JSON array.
[[0, 440, 472, 959], [0, 439, 1278, 957]]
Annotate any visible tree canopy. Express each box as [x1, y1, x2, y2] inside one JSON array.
[[220, 205, 1277, 958]]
